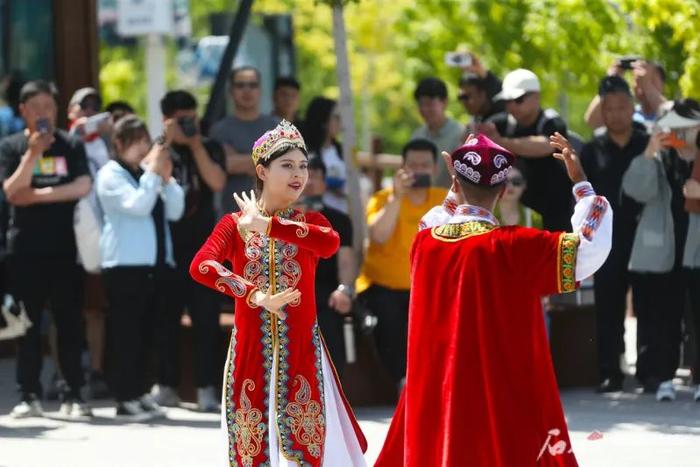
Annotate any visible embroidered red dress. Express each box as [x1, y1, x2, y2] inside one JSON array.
[[190, 208, 367, 467]]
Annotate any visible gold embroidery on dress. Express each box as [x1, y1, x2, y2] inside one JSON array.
[[557, 233, 579, 293], [278, 217, 310, 238], [431, 221, 497, 242], [199, 260, 248, 297], [233, 379, 266, 467], [279, 243, 301, 307], [284, 375, 325, 458]]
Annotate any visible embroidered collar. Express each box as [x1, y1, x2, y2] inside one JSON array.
[[257, 203, 295, 219], [449, 204, 499, 226]]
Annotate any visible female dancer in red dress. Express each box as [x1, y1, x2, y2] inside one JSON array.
[[190, 120, 367, 467]]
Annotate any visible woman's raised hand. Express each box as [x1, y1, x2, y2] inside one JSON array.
[[233, 190, 270, 233]]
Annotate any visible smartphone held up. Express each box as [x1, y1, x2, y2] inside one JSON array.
[[445, 51, 472, 68]]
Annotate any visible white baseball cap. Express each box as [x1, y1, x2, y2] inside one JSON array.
[[494, 68, 541, 101]]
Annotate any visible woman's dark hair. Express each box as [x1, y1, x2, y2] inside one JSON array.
[[255, 143, 309, 192], [302, 96, 337, 156], [112, 115, 150, 153], [2, 71, 26, 114]]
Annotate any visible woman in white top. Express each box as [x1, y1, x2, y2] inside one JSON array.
[[96, 115, 184, 421], [302, 97, 348, 213]]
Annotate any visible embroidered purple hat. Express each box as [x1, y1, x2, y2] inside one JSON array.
[[450, 134, 516, 186]]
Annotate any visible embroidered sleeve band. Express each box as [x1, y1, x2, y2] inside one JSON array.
[[557, 233, 580, 293], [573, 181, 595, 202]]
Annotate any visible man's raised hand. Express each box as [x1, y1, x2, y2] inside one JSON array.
[[550, 132, 587, 184]]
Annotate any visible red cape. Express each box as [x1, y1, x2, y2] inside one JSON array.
[[375, 221, 580, 467]]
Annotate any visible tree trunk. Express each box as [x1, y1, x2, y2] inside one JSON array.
[[331, 1, 366, 258]]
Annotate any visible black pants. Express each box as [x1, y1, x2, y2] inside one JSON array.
[[103, 266, 179, 402], [9, 258, 85, 398], [632, 270, 685, 384], [687, 268, 700, 384], [174, 265, 223, 388], [359, 285, 409, 384], [317, 300, 346, 378], [593, 250, 632, 381]]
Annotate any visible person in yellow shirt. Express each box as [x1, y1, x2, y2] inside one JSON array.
[[356, 138, 447, 392]]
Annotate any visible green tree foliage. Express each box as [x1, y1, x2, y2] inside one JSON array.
[[98, 1, 700, 152]]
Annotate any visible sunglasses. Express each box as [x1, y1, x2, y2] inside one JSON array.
[[458, 93, 472, 103], [506, 176, 525, 187], [233, 81, 260, 90], [508, 93, 531, 105]]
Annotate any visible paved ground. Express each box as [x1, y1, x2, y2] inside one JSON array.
[[1, 362, 699, 466], [2, 317, 699, 467]]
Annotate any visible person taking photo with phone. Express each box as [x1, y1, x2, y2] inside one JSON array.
[[96, 114, 185, 420], [356, 138, 447, 394], [0, 80, 92, 419], [151, 90, 227, 411]]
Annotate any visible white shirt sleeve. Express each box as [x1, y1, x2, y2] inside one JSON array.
[[571, 181, 613, 281], [418, 189, 459, 231]]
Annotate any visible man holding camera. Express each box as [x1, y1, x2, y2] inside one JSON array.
[[356, 139, 447, 392], [0, 80, 92, 418], [153, 90, 226, 411], [584, 58, 668, 132]]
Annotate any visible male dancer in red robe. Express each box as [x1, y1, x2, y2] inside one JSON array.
[[375, 133, 612, 467]]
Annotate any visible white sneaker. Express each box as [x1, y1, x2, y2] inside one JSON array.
[[197, 386, 220, 412], [10, 396, 43, 419], [150, 385, 180, 407], [116, 400, 153, 422], [694, 384, 700, 402], [656, 380, 676, 402], [140, 394, 167, 418], [59, 399, 93, 419]]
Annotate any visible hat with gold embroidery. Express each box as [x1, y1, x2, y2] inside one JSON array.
[[252, 119, 307, 165], [451, 134, 515, 186]]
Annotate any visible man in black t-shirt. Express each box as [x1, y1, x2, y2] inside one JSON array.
[[154, 90, 227, 411], [479, 68, 573, 231], [580, 76, 648, 393], [0, 81, 92, 418], [300, 157, 354, 376]]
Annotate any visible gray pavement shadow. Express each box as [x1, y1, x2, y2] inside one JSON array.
[[0, 424, 61, 439], [56, 415, 221, 429], [561, 388, 700, 436]]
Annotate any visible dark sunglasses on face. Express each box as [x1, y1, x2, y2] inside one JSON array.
[[506, 176, 525, 187], [458, 93, 472, 103], [233, 81, 260, 90], [509, 93, 531, 105]]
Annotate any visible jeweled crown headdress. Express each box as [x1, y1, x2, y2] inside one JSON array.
[[251, 119, 307, 165]]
